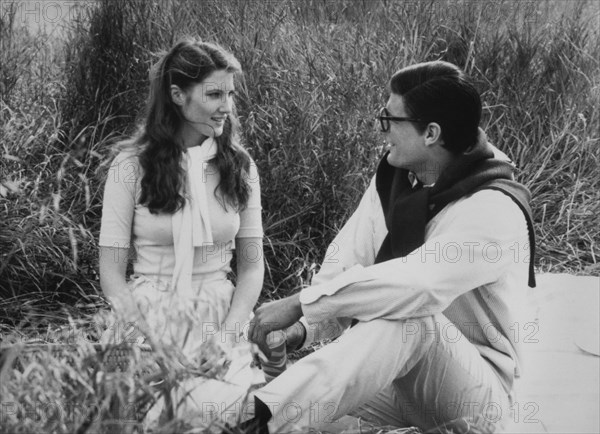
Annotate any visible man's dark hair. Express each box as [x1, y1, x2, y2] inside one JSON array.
[[390, 61, 482, 153]]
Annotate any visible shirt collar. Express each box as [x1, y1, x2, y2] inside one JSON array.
[[408, 171, 435, 189]]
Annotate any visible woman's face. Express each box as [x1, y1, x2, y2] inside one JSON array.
[[176, 69, 235, 147]]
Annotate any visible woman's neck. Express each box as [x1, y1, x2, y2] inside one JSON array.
[[177, 124, 208, 149]]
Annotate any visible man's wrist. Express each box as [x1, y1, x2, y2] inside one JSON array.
[[291, 292, 303, 313]]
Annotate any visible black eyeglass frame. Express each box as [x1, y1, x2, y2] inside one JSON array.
[[378, 107, 424, 132]]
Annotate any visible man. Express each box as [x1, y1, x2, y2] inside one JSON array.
[[248, 61, 536, 433]]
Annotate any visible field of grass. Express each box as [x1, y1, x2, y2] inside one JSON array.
[[1, 0, 599, 432]]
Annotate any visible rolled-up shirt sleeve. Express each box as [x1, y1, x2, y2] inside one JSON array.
[[299, 190, 529, 325], [311, 176, 383, 285], [299, 176, 384, 346]]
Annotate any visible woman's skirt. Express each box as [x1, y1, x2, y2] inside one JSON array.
[[102, 273, 262, 431]]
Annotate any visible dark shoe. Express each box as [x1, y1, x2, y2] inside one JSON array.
[[222, 396, 271, 434]]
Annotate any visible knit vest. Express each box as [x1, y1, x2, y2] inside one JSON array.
[[375, 139, 536, 288]]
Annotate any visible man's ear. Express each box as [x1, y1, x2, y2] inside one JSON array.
[[170, 85, 185, 106], [424, 122, 443, 147]]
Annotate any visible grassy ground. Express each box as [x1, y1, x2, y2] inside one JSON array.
[[1, 0, 599, 432]]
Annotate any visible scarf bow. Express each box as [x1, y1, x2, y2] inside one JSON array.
[[171, 138, 218, 293]]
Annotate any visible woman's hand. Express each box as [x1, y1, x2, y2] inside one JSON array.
[[196, 333, 232, 378]]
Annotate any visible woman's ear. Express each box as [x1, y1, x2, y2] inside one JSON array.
[[170, 85, 185, 106], [424, 122, 443, 146]]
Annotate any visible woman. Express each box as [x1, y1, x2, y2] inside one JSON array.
[[98, 38, 264, 427]]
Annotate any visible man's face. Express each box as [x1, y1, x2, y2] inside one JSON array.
[[383, 94, 428, 171]]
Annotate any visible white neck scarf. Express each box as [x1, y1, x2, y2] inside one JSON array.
[[171, 137, 218, 294]]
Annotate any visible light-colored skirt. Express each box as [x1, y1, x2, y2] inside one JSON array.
[[103, 273, 262, 431], [128, 272, 234, 359]]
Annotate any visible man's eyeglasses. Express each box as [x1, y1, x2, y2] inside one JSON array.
[[378, 107, 423, 132]]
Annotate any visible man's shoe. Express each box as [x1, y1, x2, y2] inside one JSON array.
[[222, 396, 271, 434]]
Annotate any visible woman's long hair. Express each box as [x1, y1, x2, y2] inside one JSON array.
[[125, 38, 251, 214]]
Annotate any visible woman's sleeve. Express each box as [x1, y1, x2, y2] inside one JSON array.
[[98, 152, 139, 247], [236, 160, 263, 239]]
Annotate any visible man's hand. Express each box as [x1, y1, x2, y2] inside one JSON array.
[[249, 293, 303, 358]]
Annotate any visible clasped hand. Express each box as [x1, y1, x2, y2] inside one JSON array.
[[248, 293, 303, 358]]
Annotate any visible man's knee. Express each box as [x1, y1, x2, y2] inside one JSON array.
[[374, 315, 443, 346], [345, 316, 443, 346]]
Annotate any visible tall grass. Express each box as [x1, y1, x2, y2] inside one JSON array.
[[1, 0, 599, 309], [0, 311, 240, 433], [1, 4, 97, 318], [0, 0, 599, 430], [60, 1, 599, 298]]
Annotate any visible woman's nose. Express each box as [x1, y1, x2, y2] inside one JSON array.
[[220, 94, 233, 113]]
